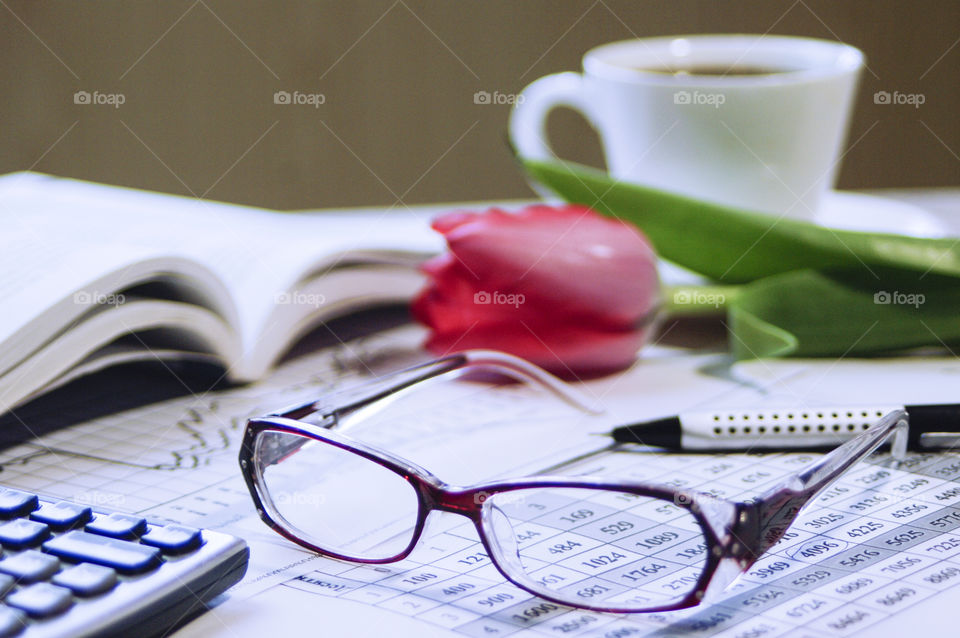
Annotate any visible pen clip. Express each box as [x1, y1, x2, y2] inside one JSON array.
[[918, 432, 960, 450]]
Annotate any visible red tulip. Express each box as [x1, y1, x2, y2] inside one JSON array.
[[411, 204, 660, 378]]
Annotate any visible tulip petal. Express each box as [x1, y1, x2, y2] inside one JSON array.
[[413, 204, 662, 378], [434, 205, 660, 325]]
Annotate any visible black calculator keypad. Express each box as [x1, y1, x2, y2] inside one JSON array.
[[5, 583, 73, 618], [84, 513, 147, 540], [0, 492, 37, 521], [0, 488, 248, 637], [140, 525, 201, 554], [28, 503, 91, 531], [0, 607, 24, 638], [51, 564, 117, 597], [0, 522, 48, 550], [0, 552, 60, 584], [42, 532, 161, 575], [0, 576, 14, 598]]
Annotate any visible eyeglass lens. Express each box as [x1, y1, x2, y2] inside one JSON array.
[[481, 487, 710, 609], [254, 430, 421, 561]]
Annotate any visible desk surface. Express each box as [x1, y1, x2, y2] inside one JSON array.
[[3, 189, 960, 638]]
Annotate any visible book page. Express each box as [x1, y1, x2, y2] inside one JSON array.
[[0, 299, 237, 410], [0, 173, 248, 380], [0, 222, 235, 380], [0, 172, 445, 379], [214, 209, 442, 377]]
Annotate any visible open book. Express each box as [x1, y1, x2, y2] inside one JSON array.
[[0, 172, 443, 414]]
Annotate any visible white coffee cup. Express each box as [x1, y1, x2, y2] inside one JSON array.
[[510, 35, 864, 219]]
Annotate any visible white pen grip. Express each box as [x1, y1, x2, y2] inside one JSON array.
[[679, 405, 903, 450]]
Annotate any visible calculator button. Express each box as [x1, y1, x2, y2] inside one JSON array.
[[5, 583, 73, 618], [140, 525, 202, 554], [86, 513, 147, 539], [0, 490, 38, 520], [0, 519, 50, 548], [52, 563, 118, 597], [29, 502, 92, 530], [0, 574, 15, 597], [0, 550, 60, 583], [0, 607, 24, 637], [43, 531, 161, 574]]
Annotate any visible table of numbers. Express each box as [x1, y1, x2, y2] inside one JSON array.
[[282, 447, 960, 637]]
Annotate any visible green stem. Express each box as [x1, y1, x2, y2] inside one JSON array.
[[662, 284, 741, 317]]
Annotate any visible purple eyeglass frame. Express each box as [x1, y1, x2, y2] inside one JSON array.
[[239, 350, 910, 614]]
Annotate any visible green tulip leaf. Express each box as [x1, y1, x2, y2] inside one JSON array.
[[728, 269, 960, 359], [521, 156, 960, 284]]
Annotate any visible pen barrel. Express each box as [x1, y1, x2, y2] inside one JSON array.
[[905, 404, 960, 450], [680, 405, 903, 450]]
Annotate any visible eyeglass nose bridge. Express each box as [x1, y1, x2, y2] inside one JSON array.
[[421, 484, 487, 523]]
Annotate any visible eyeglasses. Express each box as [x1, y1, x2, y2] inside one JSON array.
[[239, 350, 909, 614]]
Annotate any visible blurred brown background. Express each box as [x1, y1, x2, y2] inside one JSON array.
[[1, 1, 957, 210]]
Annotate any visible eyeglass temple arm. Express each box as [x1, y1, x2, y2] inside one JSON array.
[[253, 351, 602, 468], [793, 409, 908, 492], [270, 354, 468, 421], [272, 350, 602, 425], [734, 409, 909, 563], [249, 356, 476, 466]]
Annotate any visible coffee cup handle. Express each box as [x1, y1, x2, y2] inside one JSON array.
[[509, 72, 598, 162]]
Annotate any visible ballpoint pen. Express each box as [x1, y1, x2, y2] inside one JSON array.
[[610, 402, 960, 451]]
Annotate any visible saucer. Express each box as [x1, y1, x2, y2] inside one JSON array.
[[656, 189, 950, 287], [813, 190, 948, 237]]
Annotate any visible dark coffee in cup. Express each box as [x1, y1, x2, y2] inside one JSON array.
[[631, 64, 789, 76]]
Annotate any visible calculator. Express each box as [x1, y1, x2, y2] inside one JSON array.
[[0, 487, 249, 637]]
